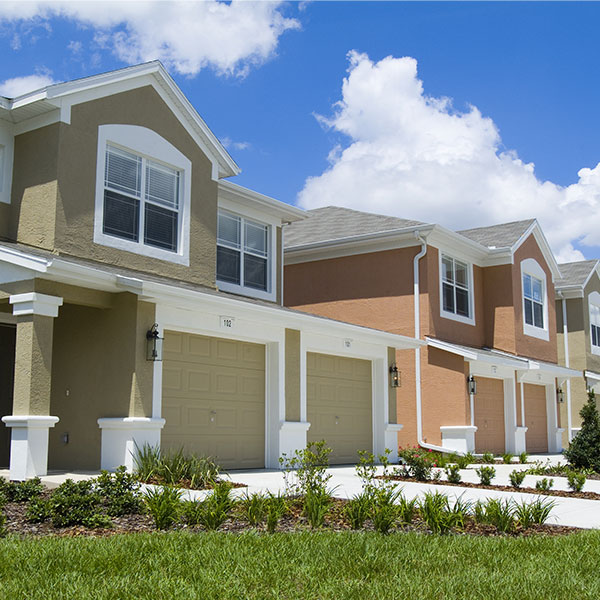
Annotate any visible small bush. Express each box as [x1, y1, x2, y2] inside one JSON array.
[[180, 500, 203, 526], [519, 452, 528, 464], [535, 478, 553, 492], [398, 447, 437, 481], [25, 498, 51, 523], [481, 452, 495, 464], [199, 481, 235, 531], [444, 464, 462, 484], [564, 389, 600, 472], [456, 452, 475, 470], [95, 467, 143, 516], [514, 501, 534, 529], [241, 492, 268, 526], [450, 495, 473, 529], [484, 498, 516, 533], [49, 480, 112, 528], [502, 453, 514, 465], [528, 497, 556, 524], [303, 487, 332, 529], [344, 492, 372, 530], [398, 495, 418, 525], [567, 470, 586, 492], [0, 477, 44, 503], [419, 491, 460, 535], [280, 441, 332, 496], [370, 487, 401, 534], [509, 470, 526, 489], [144, 486, 183, 530], [265, 493, 287, 533], [476, 466, 496, 486]]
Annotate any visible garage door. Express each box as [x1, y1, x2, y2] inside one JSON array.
[[474, 377, 505, 454], [524, 384, 548, 453], [307, 352, 372, 465], [161, 331, 265, 469]]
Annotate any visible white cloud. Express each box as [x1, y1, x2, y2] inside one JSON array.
[[221, 136, 251, 151], [299, 51, 600, 261], [0, 1, 300, 77], [0, 72, 56, 97]]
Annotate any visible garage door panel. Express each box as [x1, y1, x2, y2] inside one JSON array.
[[307, 352, 372, 465], [162, 331, 265, 469]]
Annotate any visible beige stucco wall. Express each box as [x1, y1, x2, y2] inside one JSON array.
[[48, 293, 155, 470], [285, 328, 301, 422]]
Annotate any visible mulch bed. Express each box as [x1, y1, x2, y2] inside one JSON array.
[[1, 496, 579, 539], [379, 475, 600, 501]]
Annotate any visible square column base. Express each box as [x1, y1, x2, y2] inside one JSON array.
[[2, 416, 59, 480], [97, 417, 165, 472], [549, 428, 565, 453], [514, 426, 528, 454], [440, 425, 477, 454], [277, 421, 311, 468], [384, 424, 404, 462]]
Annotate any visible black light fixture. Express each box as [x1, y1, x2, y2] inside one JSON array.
[[389, 363, 401, 388], [557, 387, 564, 403], [467, 375, 477, 395], [146, 323, 163, 361]]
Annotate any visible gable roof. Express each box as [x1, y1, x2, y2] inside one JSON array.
[[457, 219, 536, 249], [0, 61, 239, 179], [284, 206, 427, 248], [556, 260, 600, 290]]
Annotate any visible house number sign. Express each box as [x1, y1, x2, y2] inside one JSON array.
[[220, 316, 236, 329]]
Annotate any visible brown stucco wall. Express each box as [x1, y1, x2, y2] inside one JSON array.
[[285, 328, 301, 422], [48, 293, 155, 470], [284, 246, 423, 337], [512, 234, 557, 362], [482, 264, 516, 354], [395, 347, 417, 448], [8, 124, 60, 249]]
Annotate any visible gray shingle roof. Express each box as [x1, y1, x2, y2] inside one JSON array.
[[284, 206, 426, 248], [456, 219, 535, 249], [556, 260, 599, 288]]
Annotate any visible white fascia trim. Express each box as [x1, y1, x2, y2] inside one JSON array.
[[554, 286, 584, 299], [585, 370, 600, 382], [218, 180, 306, 223], [526, 360, 581, 379], [512, 221, 561, 281], [97, 417, 166, 431], [0, 246, 50, 272], [425, 337, 527, 368]]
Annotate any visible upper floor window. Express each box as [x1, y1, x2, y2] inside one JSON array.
[[217, 210, 271, 297], [94, 125, 191, 265], [440, 253, 474, 325], [589, 292, 600, 355], [520, 258, 549, 341]]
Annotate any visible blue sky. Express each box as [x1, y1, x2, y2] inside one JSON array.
[[1, 1, 600, 261]]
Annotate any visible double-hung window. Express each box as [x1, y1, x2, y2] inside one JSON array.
[[217, 210, 270, 294], [441, 254, 472, 322], [103, 145, 180, 253], [589, 293, 600, 354], [523, 273, 544, 329]]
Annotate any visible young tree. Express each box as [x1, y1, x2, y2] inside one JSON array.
[[564, 390, 600, 472]]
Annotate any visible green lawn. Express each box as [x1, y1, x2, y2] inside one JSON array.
[[1, 530, 599, 599]]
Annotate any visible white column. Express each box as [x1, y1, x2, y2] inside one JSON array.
[[503, 376, 521, 453], [267, 338, 288, 469], [372, 356, 390, 459], [546, 383, 564, 453]]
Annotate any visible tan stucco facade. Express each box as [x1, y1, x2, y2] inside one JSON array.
[[285, 328, 301, 422]]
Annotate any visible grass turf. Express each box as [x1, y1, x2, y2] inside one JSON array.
[[1, 530, 599, 599]]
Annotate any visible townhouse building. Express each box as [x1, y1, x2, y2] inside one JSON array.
[[0, 63, 420, 480], [284, 207, 579, 455], [555, 260, 600, 446]]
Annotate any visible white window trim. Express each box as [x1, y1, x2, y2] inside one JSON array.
[[94, 124, 192, 266], [0, 122, 14, 205], [216, 209, 276, 302], [588, 291, 600, 356], [520, 258, 549, 341], [438, 251, 476, 326]]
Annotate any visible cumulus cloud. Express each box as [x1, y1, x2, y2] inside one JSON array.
[[0, 72, 56, 97], [0, 1, 300, 77], [299, 51, 600, 262], [221, 136, 251, 151]]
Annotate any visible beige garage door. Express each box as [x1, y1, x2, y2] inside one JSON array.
[[307, 352, 372, 465], [525, 384, 548, 453], [474, 377, 505, 454], [162, 331, 265, 469]]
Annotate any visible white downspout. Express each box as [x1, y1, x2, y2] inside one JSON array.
[[559, 291, 572, 441]]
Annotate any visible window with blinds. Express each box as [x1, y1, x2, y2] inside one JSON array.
[[103, 145, 180, 252]]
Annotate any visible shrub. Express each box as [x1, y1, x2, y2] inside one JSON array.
[[398, 495, 418, 525], [144, 486, 183, 530], [370, 487, 401, 534], [25, 498, 51, 523], [514, 501, 534, 529], [456, 452, 475, 470], [567, 470, 586, 492], [502, 453, 514, 465], [444, 464, 462, 484], [476, 466, 496, 486], [181, 500, 203, 526], [265, 492, 287, 533], [528, 497, 556, 524], [95, 467, 143, 516], [241, 492, 268, 526], [0, 509, 5, 537], [450, 495, 473, 529], [564, 389, 600, 472], [303, 487, 332, 529], [280, 441, 332, 496], [344, 492, 373, 529], [483, 498, 516, 533], [418, 491, 460, 535], [0, 477, 44, 503], [49, 479, 111, 528], [398, 446, 437, 481], [197, 481, 235, 531], [535, 478, 553, 492], [519, 452, 528, 464], [481, 452, 495, 464], [473, 501, 486, 524], [509, 470, 526, 489]]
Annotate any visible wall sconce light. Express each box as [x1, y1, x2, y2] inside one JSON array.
[[146, 323, 163, 361], [389, 363, 401, 388], [467, 375, 477, 395], [557, 388, 564, 403]]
